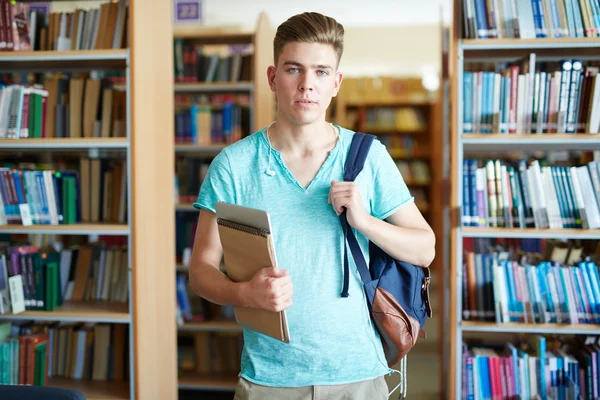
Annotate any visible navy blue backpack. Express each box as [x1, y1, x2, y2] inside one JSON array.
[[339, 132, 432, 367]]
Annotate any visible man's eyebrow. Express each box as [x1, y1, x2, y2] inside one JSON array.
[[282, 61, 333, 70]]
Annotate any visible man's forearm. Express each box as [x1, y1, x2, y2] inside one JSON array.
[[189, 262, 251, 307], [358, 215, 435, 267]]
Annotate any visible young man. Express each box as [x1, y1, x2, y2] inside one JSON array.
[[189, 11, 435, 400]]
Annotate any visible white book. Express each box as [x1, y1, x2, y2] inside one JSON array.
[[8, 275, 25, 314]]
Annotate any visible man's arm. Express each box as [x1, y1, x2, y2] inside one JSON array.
[[188, 209, 247, 306], [359, 202, 435, 267], [188, 209, 294, 312]]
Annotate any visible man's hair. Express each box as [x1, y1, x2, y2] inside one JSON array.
[[273, 12, 344, 68]]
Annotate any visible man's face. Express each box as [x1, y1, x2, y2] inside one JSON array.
[[268, 42, 343, 126]]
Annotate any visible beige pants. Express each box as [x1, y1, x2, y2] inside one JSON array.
[[233, 375, 389, 400]]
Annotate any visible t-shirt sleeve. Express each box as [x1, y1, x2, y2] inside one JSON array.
[[370, 140, 414, 220], [192, 150, 236, 213]]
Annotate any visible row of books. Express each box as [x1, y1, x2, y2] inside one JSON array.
[[378, 135, 428, 157], [174, 101, 249, 145], [5, 0, 128, 52], [462, 248, 600, 324], [463, 57, 600, 134], [176, 273, 234, 325], [462, 158, 600, 229], [175, 213, 197, 265], [178, 332, 242, 375], [0, 79, 127, 139], [175, 158, 209, 205], [364, 107, 428, 132], [0, 160, 127, 226], [0, 321, 128, 385], [461, 335, 600, 400], [0, 242, 129, 315], [396, 160, 431, 184], [463, 0, 600, 39], [173, 42, 253, 83]]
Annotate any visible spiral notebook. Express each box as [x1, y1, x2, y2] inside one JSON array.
[[215, 202, 290, 343]]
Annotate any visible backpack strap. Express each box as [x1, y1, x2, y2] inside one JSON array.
[[340, 133, 375, 297]]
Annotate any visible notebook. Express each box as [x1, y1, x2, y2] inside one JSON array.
[[215, 202, 290, 343]]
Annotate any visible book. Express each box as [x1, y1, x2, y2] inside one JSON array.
[[215, 202, 290, 343]]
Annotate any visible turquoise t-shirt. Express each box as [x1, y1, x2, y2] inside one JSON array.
[[193, 125, 414, 387]]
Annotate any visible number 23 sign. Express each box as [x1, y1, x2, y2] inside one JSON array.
[[173, 0, 203, 24]]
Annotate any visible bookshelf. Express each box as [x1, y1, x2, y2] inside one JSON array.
[[0, 0, 177, 399], [450, 0, 600, 398], [172, 13, 275, 392]]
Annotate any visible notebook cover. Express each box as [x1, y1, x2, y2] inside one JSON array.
[[217, 219, 288, 342]]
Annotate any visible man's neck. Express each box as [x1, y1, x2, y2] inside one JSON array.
[[268, 118, 337, 157]]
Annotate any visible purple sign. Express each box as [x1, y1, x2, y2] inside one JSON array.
[[173, 0, 202, 24], [27, 2, 51, 15]]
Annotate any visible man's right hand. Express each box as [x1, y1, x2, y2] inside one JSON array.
[[241, 266, 293, 312]]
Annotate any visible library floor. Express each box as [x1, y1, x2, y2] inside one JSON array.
[[179, 284, 443, 400]]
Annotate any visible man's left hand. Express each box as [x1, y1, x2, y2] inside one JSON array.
[[328, 180, 370, 230]]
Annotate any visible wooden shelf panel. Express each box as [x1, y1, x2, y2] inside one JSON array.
[[346, 99, 434, 107], [48, 377, 129, 400], [0, 49, 128, 70], [178, 320, 242, 333], [405, 181, 430, 187], [368, 129, 428, 135], [173, 28, 254, 44], [461, 321, 600, 335], [0, 223, 129, 235], [462, 38, 600, 49], [175, 204, 198, 212], [178, 372, 238, 391], [461, 38, 600, 59], [462, 133, 600, 151], [461, 226, 600, 239], [389, 151, 430, 159], [0, 302, 130, 323], [174, 144, 227, 154], [0, 138, 128, 150], [174, 82, 254, 93]]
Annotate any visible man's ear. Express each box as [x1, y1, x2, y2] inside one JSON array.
[[267, 65, 277, 92], [332, 71, 343, 97]]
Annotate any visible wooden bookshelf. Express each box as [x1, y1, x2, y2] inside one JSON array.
[[48, 377, 130, 400], [0, 302, 130, 323], [0, 49, 127, 70], [461, 321, 600, 335], [171, 14, 275, 392], [178, 372, 238, 391], [0, 137, 129, 149], [450, 0, 600, 397]]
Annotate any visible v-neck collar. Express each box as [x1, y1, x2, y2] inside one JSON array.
[[260, 125, 342, 192]]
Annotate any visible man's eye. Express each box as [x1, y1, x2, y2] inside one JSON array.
[[317, 70, 328, 76], [288, 68, 299, 73]]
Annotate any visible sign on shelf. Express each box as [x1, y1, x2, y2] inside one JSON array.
[[173, 0, 203, 25]]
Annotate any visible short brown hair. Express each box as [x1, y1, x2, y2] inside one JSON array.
[[273, 12, 344, 68]]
